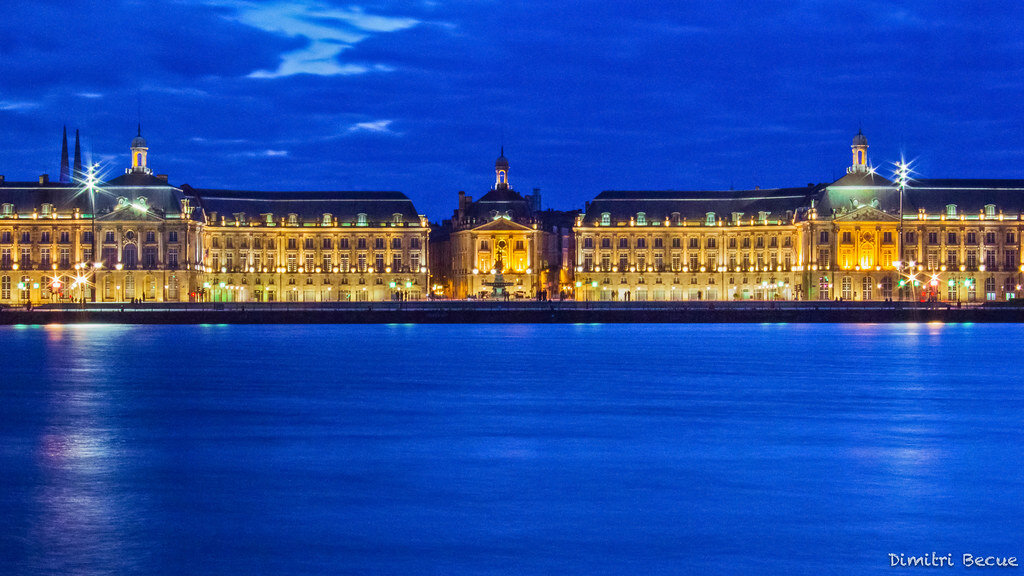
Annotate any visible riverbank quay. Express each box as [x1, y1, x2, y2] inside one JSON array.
[[2, 301, 1024, 324]]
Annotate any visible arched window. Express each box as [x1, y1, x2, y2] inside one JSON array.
[[168, 275, 180, 300], [946, 204, 957, 217], [985, 204, 996, 218], [136, 153, 143, 166], [356, 213, 368, 226], [857, 150, 864, 164], [636, 212, 646, 226], [985, 277, 996, 301], [601, 212, 610, 226], [841, 276, 852, 300], [123, 245, 138, 269], [705, 212, 715, 226], [125, 274, 135, 299], [881, 276, 893, 299], [498, 170, 506, 184], [862, 276, 873, 300]]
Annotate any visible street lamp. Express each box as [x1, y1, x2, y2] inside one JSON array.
[[81, 163, 102, 302], [893, 158, 913, 301]]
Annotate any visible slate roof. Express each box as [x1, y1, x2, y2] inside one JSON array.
[[904, 179, 1024, 214], [0, 175, 185, 218], [181, 186, 424, 226], [461, 186, 533, 223], [822, 178, 1024, 217], [582, 186, 825, 224]]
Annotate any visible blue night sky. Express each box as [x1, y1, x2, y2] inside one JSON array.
[[1, 1, 1022, 220]]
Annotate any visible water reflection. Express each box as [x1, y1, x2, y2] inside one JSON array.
[[0, 323, 1022, 575]]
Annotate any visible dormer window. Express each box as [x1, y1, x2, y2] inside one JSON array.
[[356, 213, 368, 226], [263, 213, 274, 224], [636, 212, 647, 226], [601, 212, 610, 226], [234, 212, 246, 224], [985, 204, 996, 218], [1, 203, 12, 216], [705, 212, 716, 225], [41, 203, 53, 216], [392, 213, 403, 225], [731, 212, 743, 223], [759, 211, 770, 222], [322, 213, 333, 226], [946, 204, 957, 218], [288, 213, 298, 226]]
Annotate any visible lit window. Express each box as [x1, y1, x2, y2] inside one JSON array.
[[636, 212, 646, 226], [601, 212, 610, 226]]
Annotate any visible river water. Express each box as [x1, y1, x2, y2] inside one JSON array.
[[1, 323, 1022, 575]]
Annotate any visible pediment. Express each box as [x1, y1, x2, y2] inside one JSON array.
[[98, 200, 166, 222], [833, 205, 899, 222], [471, 218, 534, 232]]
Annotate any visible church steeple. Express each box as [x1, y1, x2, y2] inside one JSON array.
[[494, 147, 510, 189], [129, 124, 151, 175], [59, 126, 70, 183], [73, 129, 82, 179]]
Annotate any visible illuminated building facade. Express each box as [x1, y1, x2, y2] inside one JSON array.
[[432, 151, 575, 299], [574, 131, 1024, 302], [182, 187, 430, 302], [0, 128, 201, 305], [0, 129, 428, 305], [2, 127, 1023, 305]]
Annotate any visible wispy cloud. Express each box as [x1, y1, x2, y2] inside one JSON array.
[[348, 119, 395, 134], [76, 92, 104, 99], [0, 100, 40, 111], [232, 149, 290, 158], [212, 1, 419, 78]]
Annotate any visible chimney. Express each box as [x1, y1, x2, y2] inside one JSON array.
[[531, 187, 542, 212], [585, 201, 591, 212], [156, 174, 169, 182], [39, 174, 49, 185], [458, 190, 466, 211], [0, 175, 5, 184]]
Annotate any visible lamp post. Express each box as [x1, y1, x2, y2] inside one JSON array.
[[83, 163, 100, 302], [894, 159, 911, 301]]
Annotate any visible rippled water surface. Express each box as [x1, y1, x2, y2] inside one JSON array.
[[1, 323, 1023, 575]]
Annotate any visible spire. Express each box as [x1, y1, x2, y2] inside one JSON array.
[[130, 126, 150, 174], [73, 129, 82, 178], [59, 126, 70, 183], [494, 147, 510, 189], [138, 123, 142, 137], [849, 129, 869, 173]]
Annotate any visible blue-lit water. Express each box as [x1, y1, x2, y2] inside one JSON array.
[[1, 323, 1022, 575]]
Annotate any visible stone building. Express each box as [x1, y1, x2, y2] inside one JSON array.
[[432, 150, 576, 299], [0, 128, 201, 304], [575, 131, 1024, 302], [182, 187, 430, 302], [0, 128, 428, 305]]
